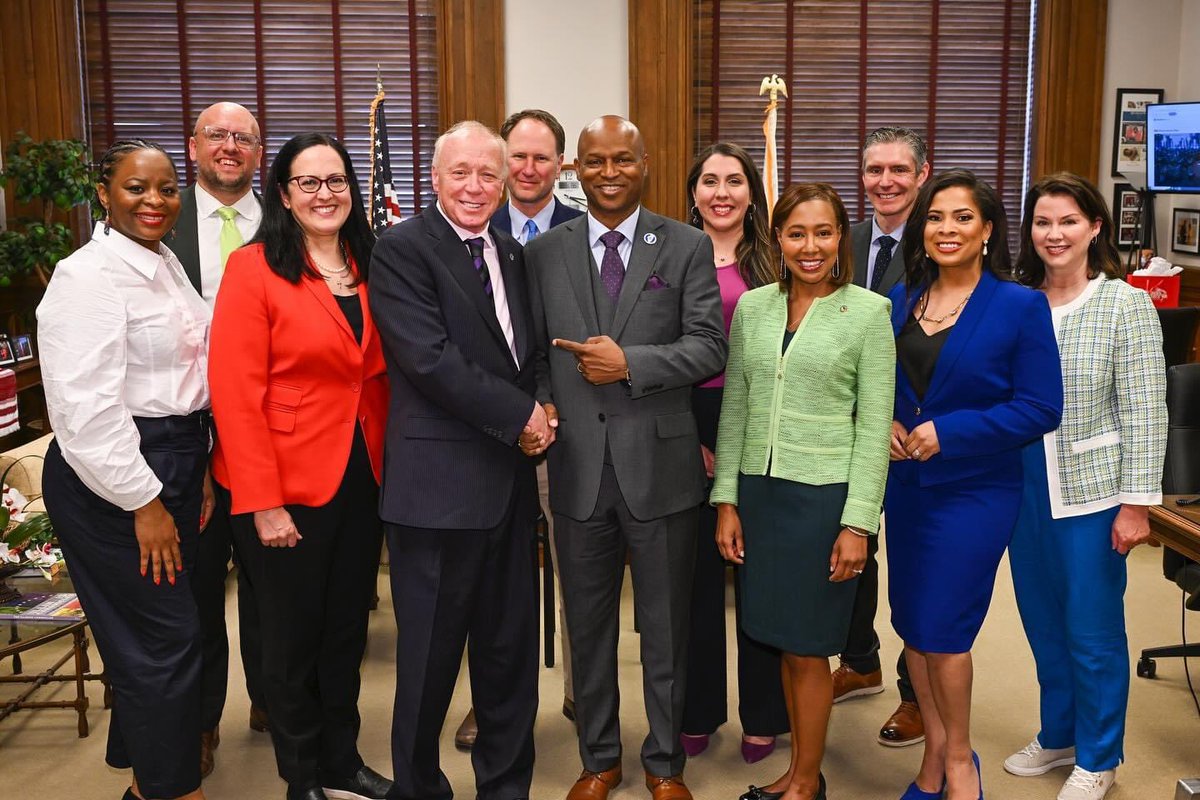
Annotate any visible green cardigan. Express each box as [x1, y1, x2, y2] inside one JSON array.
[[710, 282, 896, 533]]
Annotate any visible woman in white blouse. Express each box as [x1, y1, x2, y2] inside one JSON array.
[[38, 140, 213, 800]]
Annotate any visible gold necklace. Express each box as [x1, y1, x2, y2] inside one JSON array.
[[919, 291, 972, 324]]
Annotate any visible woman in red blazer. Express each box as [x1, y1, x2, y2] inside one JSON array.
[[209, 133, 392, 800]]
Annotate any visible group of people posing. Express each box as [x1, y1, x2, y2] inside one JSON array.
[[34, 100, 1167, 800]]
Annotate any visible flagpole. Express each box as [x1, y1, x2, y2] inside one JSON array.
[[759, 74, 788, 216]]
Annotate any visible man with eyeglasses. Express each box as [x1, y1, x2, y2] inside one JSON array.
[[164, 101, 268, 781]]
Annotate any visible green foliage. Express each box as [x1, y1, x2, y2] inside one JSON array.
[[2, 512, 53, 552], [0, 132, 95, 285]]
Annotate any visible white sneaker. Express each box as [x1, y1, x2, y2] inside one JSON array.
[[1003, 739, 1077, 776], [1057, 767, 1115, 800]]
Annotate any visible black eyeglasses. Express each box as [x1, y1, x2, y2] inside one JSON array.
[[288, 174, 349, 194], [198, 125, 262, 150]]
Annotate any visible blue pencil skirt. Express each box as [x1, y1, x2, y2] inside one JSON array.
[[885, 471, 1021, 654], [1009, 441, 1127, 772]]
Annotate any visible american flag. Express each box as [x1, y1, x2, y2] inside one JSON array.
[[369, 90, 403, 234]]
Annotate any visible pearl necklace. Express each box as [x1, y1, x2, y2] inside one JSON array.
[[310, 248, 351, 291]]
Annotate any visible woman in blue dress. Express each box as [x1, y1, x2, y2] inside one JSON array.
[[885, 169, 1063, 800]]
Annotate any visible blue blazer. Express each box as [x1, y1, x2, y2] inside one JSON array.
[[491, 197, 583, 236], [887, 270, 1063, 488]]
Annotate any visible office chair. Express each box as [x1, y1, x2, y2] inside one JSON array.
[[1157, 307, 1199, 368], [1137, 362, 1200, 679]]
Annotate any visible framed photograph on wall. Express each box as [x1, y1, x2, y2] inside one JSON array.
[[1112, 183, 1141, 249], [1173, 208, 1200, 255], [12, 334, 33, 362], [1111, 88, 1163, 176]]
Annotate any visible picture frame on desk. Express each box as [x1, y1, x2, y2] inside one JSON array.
[[1112, 183, 1140, 249], [0, 336, 15, 366], [1172, 208, 1200, 255], [12, 334, 33, 362], [1111, 88, 1163, 177]]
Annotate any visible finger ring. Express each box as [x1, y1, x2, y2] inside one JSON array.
[[852, 569, 863, 574], [913, 449, 921, 457], [576, 363, 584, 373]]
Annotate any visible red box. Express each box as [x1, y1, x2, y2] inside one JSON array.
[[1127, 274, 1181, 307]]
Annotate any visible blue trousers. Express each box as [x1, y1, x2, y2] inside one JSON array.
[[1009, 442, 1127, 772]]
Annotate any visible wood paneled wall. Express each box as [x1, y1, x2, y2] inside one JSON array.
[[436, 0, 505, 133], [1030, 0, 1108, 181], [627, 0, 694, 223]]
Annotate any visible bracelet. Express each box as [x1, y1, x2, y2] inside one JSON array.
[[845, 526, 871, 537]]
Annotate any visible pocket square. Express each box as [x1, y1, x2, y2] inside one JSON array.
[[645, 274, 670, 290]]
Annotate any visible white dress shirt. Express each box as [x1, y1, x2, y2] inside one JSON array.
[[37, 223, 212, 511], [507, 198, 558, 245], [436, 202, 518, 364], [866, 216, 905, 290], [587, 207, 641, 273], [194, 183, 262, 306]]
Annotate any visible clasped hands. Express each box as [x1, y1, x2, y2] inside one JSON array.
[[520, 402, 558, 457], [890, 420, 940, 462], [715, 503, 867, 580]]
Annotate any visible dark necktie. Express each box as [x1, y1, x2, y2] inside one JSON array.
[[871, 235, 897, 293], [599, 230, 625, 302], [465, 237, 492, 296]]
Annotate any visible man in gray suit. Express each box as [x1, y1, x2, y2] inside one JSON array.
[[525, 116, 725, 800], [163, 101, 267, 778], [842, 126, 930, 748]]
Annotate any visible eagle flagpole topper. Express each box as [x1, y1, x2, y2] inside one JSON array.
[[759, 74, 787, 215]]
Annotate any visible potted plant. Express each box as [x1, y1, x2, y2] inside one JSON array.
[[0, 133, 94, 287]]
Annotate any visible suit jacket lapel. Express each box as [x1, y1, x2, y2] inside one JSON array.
[[167, 186, 202, 294], [424, 206, 511, 358], [880, 239, 907, 293], [303, 274, 356, 342], [611, 210, 664, 340], [493, 225, 528, 364], [851, 223, 870, 289], [923, 270, 1000, 403], [564, 217, 602, 338]]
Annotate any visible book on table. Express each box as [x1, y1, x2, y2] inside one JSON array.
[[0, 592, 83, 621]]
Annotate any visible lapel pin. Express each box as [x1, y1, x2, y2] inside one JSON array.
[[509, 253, 514, 261], [643, 232, 657, 245]]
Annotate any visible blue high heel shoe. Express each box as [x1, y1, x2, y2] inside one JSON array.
[[899, 777, 944, 799], [972, 750, 984, 799]]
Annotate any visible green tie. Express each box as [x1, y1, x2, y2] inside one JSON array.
[[217, 206, 242, 268]]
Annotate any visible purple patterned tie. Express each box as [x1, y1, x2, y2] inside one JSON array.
[[465, 237, 492, 296], [599, 230, 625, 302]]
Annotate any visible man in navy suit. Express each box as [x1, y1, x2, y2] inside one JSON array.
[[454, 108, 584, 751], [162, 101, 269, 778], [369, 120, 551, 800], [842, 126, 930, 749]]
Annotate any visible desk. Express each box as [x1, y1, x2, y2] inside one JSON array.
[[1150, 495, 1200, 562]]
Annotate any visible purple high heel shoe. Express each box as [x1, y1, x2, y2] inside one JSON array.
[[740, 736, 776, 764]]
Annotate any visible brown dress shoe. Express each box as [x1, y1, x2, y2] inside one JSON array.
[[454, 708, 478, 750], [645, 773, 693, 800], [831, 661, 884, 703], [877, 700, 925, 747], [249, 703, 271, 733], [565, 766, 622, 800], [200, 726, 219, 778]]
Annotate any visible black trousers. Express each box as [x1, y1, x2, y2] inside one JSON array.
[[386, 478, 539, 800], [682, 387, 789, 737], [43, 413, 209, 799], [230, 430, 382, 789], [842, 534, 915, 702], [192, 484, 268, 731]]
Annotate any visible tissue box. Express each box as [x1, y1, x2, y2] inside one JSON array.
[[1127, 274, 1181, 307]]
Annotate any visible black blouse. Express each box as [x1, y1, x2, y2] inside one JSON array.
[[897, 316, 951, 401], [334, 293, 364, 345]]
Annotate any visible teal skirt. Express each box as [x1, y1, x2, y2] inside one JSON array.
[[737, 473, 858, 655]]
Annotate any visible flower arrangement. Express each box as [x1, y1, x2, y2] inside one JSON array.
[[0, 456, 56, 578]]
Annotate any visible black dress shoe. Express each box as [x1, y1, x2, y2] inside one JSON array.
[[322, 765, 394, 800], [738, 786, 783, 800], [287, 787, 328, 800], [563, 697, 577, 722], [122, 789, 137, 800]]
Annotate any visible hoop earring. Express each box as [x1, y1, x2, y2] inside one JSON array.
[[689, 205, 701, 226], [779, 255, 787, 282], [832, 257, 841, 280], [983, 240, 989, 257]]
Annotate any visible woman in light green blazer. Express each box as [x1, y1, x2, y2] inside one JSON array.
[[712, 183, 895, 800], [1005, 172, 1166, 800]]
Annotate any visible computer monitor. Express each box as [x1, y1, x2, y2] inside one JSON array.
[[1147, 102, 1200, 193]]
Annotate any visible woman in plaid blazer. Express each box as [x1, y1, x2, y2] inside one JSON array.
[[1004, 173, 1167, 800]]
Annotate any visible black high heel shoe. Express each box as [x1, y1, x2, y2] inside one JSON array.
[[738, 786, 783, 800]]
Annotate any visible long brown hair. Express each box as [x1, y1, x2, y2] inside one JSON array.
[[770, 182, 854, 293], [1015, 171, 1123, 288], [685, 142, 776, 289]]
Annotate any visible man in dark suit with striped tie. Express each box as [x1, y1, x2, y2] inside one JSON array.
[[844, 125, 930, 748]]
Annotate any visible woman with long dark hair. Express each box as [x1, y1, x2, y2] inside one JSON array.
[[209, 133, 392, 800], [885, 169, 1062, 800], [679, 142, 788, 763], [1003, 173, 1165, 800], [39, 139, 213, 800]]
